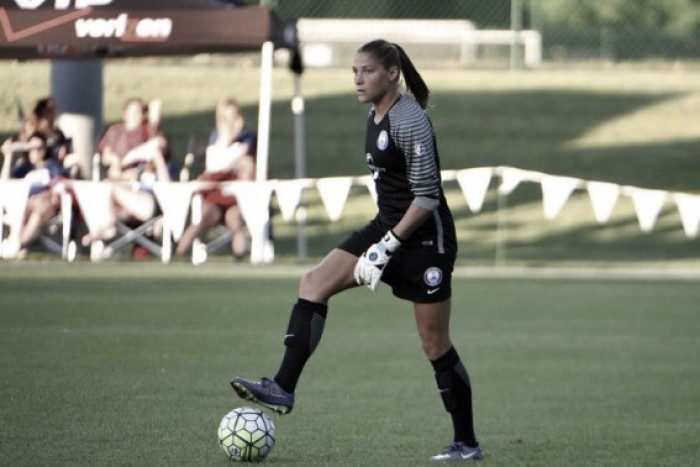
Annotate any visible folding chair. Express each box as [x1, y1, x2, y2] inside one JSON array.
[[72, 178, 165, 262], [38, 183, 77, 261], [36, 151, 86, 262], [0, 180, 30, 260], [185, 180, 275, 265], [0, 177, 75, 261]]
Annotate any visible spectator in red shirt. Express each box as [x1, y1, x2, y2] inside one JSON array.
[[98, 97, 160, 178]]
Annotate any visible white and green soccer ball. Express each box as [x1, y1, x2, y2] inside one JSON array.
[[217, 407, 276, 462]]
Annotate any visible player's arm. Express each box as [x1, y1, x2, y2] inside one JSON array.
[[392, 197, 437, 240]]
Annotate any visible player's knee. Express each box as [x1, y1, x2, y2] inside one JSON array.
[[420, 335, 451, 361], [299, 268, 326, 299]]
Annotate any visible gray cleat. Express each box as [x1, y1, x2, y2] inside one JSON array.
[[230, 376, 294, 415], [430, 442, 483, 461]]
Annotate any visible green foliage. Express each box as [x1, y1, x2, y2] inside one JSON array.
[[538, 0, 700, 35]]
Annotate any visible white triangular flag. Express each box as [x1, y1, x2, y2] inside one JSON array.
[[223, 181, 274, 233], [456, 167, 492, 213], [274, 179, 312, 221], [357, 175, 377, 204], [497, 167, 540, 195], [0, 180, 30, 231], [71, 181, 115, 237], [674, 193, 700, 238], [586, 181, 620, 224], [152, 182, 199, 242], [0, 180, 31, 254], [316, 177, 353, 221], [629, 187, 667, 233], [540, 175, 581, 220]]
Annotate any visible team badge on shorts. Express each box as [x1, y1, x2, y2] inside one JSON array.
[[423, 267, 443, 287], [377, 130, 389, 150]]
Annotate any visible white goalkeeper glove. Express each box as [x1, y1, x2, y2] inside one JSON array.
[[353, 230, 402, 291]]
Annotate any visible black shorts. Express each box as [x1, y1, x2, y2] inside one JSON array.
[[338, 220, 455, 304]]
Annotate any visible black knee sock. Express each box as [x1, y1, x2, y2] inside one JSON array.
[[431, 346, 478, 447], [273, 298, 328, 394]]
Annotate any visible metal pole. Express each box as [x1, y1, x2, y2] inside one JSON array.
[[510, 0, 524, 71], [292, 75, 308, 263], [50, 60, 103, 178], [252, 41, 275, 263], [495, 189, 507, 267]]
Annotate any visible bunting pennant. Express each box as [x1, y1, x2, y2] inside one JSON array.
[[222, 181, 274, 234], [674, 193, 700, 238], [274, 179, 313, 221], [456, 168, 492, 213], [540, 175, 582, 219], [586, 181, 620, 224], [357, 175, 378, 204], [0, 180, 31, 257], [152, 182, 200, 242], [497, 167, 541, 195], [628, 187, 667, 233], [70, 180, 115, 237], [316, 177, 353, 221]]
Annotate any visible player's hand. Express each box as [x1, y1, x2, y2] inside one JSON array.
[[353, 230, 402, 291]]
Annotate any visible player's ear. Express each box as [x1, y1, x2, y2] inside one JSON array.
[[388, 65, 400, 82]]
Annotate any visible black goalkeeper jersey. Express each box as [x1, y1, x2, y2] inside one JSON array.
[[364, 95, 457, 255]]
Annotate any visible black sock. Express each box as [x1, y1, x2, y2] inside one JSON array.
[[273, 298, 328, 394], [431, 346, 478, 447]]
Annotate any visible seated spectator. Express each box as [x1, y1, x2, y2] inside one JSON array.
[[29, 97, 72, 165], [110, 131, 179, 223], [82, 97, 164, 245], [99, 97, 161, 178], [176, 97, 256, 260], [0, 132, 67, 257]]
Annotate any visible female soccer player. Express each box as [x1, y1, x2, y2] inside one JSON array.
[[232, 39, 482, 462]]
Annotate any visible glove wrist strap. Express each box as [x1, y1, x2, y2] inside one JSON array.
[[382, 230, 402, 253]]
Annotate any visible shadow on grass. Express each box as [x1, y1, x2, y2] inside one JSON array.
[[163, 88, 700, 265], [4, 86, 697, 265]]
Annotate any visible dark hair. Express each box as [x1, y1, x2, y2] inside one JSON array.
[[28, 131, 49, 160], [28, 131, 47, 146], [357, 39, 430, 109]]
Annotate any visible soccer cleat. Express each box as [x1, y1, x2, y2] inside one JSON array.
[[230, 376, 295, 415], [430, 442, 483, 462]]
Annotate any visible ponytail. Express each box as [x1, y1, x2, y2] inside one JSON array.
[[391, 43, 429, 109], [357, 39, 430, 109]]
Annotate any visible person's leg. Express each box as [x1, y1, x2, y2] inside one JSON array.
[[20, 192, 57, 248], [274, 248, 359, 389], [415, 300, 479, 451], [231, 248, 359, 414], [223, 205, 248, 259], [111, 186, 156, 222], [175, 202, 222, 256]]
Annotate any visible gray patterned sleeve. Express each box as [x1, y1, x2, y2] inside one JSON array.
[[390, 98, 441, 208]]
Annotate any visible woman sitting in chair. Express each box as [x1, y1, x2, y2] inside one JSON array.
[[176, 97, 256, 261], [1, 131, 67, 258]]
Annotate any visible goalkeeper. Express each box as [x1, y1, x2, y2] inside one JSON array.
[[232, 39, 482, 462]]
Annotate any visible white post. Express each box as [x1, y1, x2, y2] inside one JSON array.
[[510, 0, 524, 71], [292, 74, 308, 263], [252, 41, 275, 263]]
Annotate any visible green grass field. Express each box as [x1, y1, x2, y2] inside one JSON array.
[[1, 263, 698, 466]]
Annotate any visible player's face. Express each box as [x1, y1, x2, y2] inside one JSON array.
[[352, 52, 396, 105]]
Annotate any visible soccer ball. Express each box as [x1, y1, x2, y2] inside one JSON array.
[[217, 407, 276, 462]]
